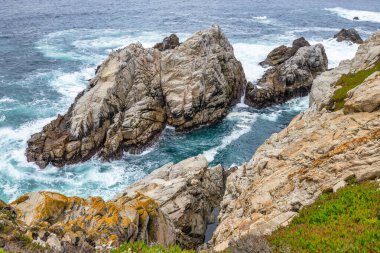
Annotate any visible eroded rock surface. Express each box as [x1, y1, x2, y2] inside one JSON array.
[[26, 25, 246, 168], [259, 37, 310, 67], [334, 28, 364, 44], [211, 31, 380, 252], [310, 31, 380, 110], [10, 191, 176, 252], [245, 42, 327, 108], [120, 155, 224, 249], [2, 155, 223, 252]]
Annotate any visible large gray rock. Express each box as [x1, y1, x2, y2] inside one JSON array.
[[26, 25, 246, 168], [334, 28, 364, 44], [119, 155, 224, 249], [259, 37, 310, 67], [245, 43, 328, 108]]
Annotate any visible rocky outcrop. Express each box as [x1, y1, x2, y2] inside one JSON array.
[[259, 37, 310, 67], [26, 25, 246, 168], [310, 31, 380, 110], [245, 42, 328, 108], [10, 192, 176, 252], [334, 28, 364, 44], [211, 31, 380, 252], [2, 155, 223, 252], [153, 34, 180, 51], [120, 155, 224, 249]]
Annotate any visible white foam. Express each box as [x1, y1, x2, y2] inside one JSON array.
[[203, 112, 257, 162], [0, 97, 15, 104], [0, 115, 5, 122], [310, 38, 359, 68], [326, 7, 380, 23], [233, 43, 275, 82], [50, 68, 93, 100]]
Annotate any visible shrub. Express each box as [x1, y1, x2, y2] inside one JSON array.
[[111, 241, 195, 253], [268, 181, 380, 252]]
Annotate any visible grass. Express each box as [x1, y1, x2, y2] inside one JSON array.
[[268, 181, 380, 253], [111, 241, 195, 253], [325, 59, 380, 111], [0, 249, 5, 253]]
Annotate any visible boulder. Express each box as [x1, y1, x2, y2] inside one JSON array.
[[119, 155, 225, 249], [153, 34, 180, 51], [245, 43, 328, 108], [26, 25, 246, 168], [353, 16, 359, 20], [334, 28, 363, 44], [259, 37, 310, 67]]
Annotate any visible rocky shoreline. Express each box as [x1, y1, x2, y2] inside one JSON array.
[[1, 28, 379, 252], [26, 25, 246, 169]]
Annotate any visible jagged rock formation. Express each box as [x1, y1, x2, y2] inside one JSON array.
[[11, 192, 176, 252], [334, 28, 364, 44], [259, 37, 310, 67], [2, 155, 223, 252], [245, 40, 328, 108], [120, 155, 224, 249], [211, 31, 380, 252], [310, 31, 380, 110], [153, 34, 180, 51], [26, 25, 246, 168]]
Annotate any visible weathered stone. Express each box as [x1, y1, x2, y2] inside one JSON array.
[[26, 25, 246, 168], [259, 37, 310, 67], [119, 155, 224, 249], [245, 43, 327, 108], [334, 28, 364, 44], [153, 34, 180, 51], [310, 31, 380, 110], [11, 191, 176, 252], [211, 31, 380, 252]]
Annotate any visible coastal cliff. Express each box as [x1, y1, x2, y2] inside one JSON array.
[[1, 29, 379, 253], [212, 30, 380, 251]]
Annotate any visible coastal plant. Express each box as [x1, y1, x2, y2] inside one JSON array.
[[326, 59, 380, 111], [268, 181, 380, 252], [111, 241, 195, 253]]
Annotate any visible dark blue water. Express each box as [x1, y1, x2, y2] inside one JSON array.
[[1, 0, 379, 202]]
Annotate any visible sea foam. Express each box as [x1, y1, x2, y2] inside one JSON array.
[[326, 7, 380, 23]]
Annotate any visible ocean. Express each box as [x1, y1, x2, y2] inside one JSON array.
[[0, 0, 379, 202]]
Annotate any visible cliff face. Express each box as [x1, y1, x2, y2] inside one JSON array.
[[26, 25, 246, 169], [211, 31, 380, 251]]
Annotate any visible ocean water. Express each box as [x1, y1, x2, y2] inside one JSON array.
[[1, 0, 379, 202]]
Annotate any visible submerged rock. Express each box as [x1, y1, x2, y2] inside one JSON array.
[[245, 42, 328, 108], [26, 25, 246, 168], [334, 28, 363, 44], [211, 31, 380, 252]]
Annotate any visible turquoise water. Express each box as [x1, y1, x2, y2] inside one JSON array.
[[1, 0, 380, 202]]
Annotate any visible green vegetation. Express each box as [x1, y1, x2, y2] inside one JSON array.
[[0, 248, 5, 253], [325, 59, 380, 111], [111, 241, 195, 253], [268, 181, 380, 253]]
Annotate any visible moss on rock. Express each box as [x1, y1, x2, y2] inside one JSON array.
[[325, 59, 380, 111]]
